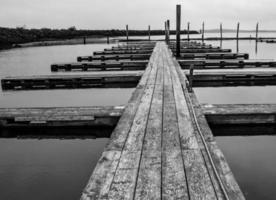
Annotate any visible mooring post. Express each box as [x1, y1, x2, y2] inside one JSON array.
[[165, 21, 168, 43], [202, 22, 205, 42], [167, 20, 170, 44], [126, 25, 129, 42], [256, 22, 259, 41], [220, 23, 223, 48], [176, 4, 181, 57], [187, 22, 190, 41], [188, 64, 194, 92], [236, 22, 240, 40], [148, 25, 151, 41], [220, 23, 223, 41], [83, 36, 86, 45]]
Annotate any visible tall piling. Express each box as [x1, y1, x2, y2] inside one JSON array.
[[220, 23, 223, 41], [256, 22, 259, 41], [202, 22, 205, 42], [187, 22, 190, 41], [167, 20, 170, 43], [236, 22, 240, 40], [148, 25, 151, 41], [176, 5, 181, 57], [126, 25, 129, 42]]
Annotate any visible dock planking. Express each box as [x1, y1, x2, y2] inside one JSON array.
[[80, 42, 245, 200], [179, 59, 276, 69], [77, 54, 151, 62], [2, 104, 276, 129], [1, 72, 143, 90], [51, 61, 148, 72], [184, 69, 276, 87]]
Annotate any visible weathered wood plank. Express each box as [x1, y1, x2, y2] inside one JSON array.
[[165, 48, 199, 150], [165, 44, 218, 200], [161, 43, 189, 199], [162, 84, 189, 200], [134, 55, 164, 199], [107, 45, 159, 199], [81, 43, 159, 200]]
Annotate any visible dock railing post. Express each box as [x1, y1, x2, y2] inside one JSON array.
[[220, 23, 223, 41], [256, 22, 259, 41], [165, 21, 168, 43], [148, 25, 151, 41], [188, 64, 194, 92], [167, 20, 170, 44], [187, 22, 190, 41], [220, 23, 223, 48], [126, 25, 129, 42], [176, 4, 181, 57], [202, 22, 205, 43], [236, 22, 240, 40]]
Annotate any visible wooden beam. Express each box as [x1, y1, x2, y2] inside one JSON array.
[[1, 72, 143, 90]]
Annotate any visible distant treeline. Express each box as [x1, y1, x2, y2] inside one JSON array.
[[0, 26, 199, 48]]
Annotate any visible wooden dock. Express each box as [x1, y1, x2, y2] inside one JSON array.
[[1, 104, 276, 130], [1, 72, 142, 90], [80, 42, 245, 200]]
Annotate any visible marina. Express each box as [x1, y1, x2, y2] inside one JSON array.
[[1, 2, 276, 200]]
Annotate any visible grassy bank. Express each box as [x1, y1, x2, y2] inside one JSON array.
[[0, 27, 199, 49]]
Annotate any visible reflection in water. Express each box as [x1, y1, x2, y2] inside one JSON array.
[[216, 135, 276, 200], [211, 124, 276, 136], [255, 40, 258, 54], [0, 88, 134, 108], [236, 39, 239, 53], [0, 126, 114, 139], [0, 136, 109, 200]]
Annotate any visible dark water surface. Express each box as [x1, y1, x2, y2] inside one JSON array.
[[0, 43, 136, 108], [0, 137, 108, 200], [216, 135, 276, 200], [1, 37, 276, 199], [0, 88, 134, 108]]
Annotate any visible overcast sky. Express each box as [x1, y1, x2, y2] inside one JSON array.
[[0, 0, 275, 30]]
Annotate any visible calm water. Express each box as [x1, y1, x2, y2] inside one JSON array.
[[1, 36, 276, 199], [0, 43, 136, 107], [0, 137, 108, 200], [216, 135, 276, 200], [0, 43, 132, 200], [194, 86, 276, 104]]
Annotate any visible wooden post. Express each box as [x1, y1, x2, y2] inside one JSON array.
[[236, 22, 240, 40], [188, 64, 194, 92], [126, 25, 129, 42], [220, 23, 223, 48], [167, 20, 170, 43], [176, 5, 181, 57], [165, 21, 168, 43], [202, 22, 205, 42], [220, 23, 223, 41], [187, 22, 190, 41], [148, 25, 151, 41], [256, 22, 259, 41]]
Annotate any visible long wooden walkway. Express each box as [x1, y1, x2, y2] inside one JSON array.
[[81, 42, 245, 200]]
